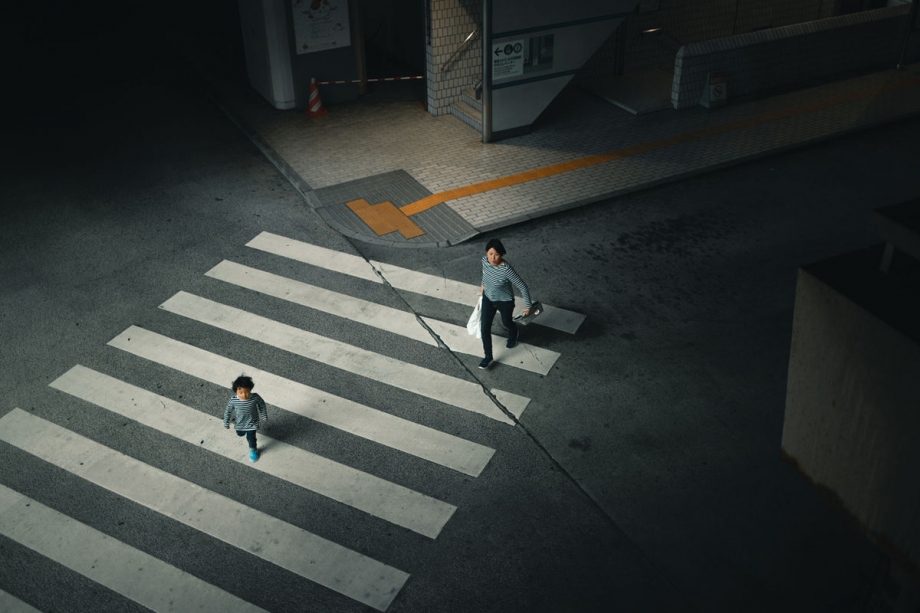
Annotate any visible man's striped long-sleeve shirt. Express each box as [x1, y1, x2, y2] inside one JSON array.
[[481, 256, 532, 307]]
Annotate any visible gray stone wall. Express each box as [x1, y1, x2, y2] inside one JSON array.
[[783, 257, 920, 579], [671, 5, 918, 109], [579, 0, 835, 80]]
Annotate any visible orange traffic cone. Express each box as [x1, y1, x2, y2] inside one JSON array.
[[306, 77, 328, 118]]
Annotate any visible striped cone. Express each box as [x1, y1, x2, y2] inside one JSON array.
[[306, 77, 328, 118]]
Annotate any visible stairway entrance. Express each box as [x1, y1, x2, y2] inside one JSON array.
[[578, 67, 674, 115], [355, 0, 427, 103]]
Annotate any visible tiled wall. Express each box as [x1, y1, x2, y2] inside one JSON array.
[[671, 5, 918, 108], [426, 0, 482, 116], [579, 0, 835, 80]]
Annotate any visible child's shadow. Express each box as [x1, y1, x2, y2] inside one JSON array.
[[262, 417, 300, 446]]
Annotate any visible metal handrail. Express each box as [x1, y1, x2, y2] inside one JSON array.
[[441, 27, 479, 73]]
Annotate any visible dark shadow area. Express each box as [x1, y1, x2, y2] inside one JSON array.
[[350, 0, 427, 104]]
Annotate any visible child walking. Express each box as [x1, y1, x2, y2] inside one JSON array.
[[223, 375, 268, 462]]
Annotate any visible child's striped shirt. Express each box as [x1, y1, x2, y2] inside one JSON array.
[[223, 393, 267, 431]]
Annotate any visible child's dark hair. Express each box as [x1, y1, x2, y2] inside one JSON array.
[[232, 375, 254, 391], [485, 238, 506, 255]]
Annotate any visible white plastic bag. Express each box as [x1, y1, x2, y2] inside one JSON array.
[[466, 296, 482, 338]]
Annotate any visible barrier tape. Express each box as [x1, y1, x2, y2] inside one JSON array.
[[315, 76, 424, 85]]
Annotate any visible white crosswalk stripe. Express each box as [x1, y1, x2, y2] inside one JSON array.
[[246, 231, 586, 334], [247, 233, 383, 284], [50, 365, 457, 539], [0, 482, 267, 613], [209, 259, 435, 344], [0, 588, 41, 613], [205, 259, 561, 375], [0, 409, 409, 612], [108, 326, 496, 477], [160, 291, 530, 421]]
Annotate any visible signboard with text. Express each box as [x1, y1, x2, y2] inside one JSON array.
[[293, 0, 351, 55], [492, 40, 524, 80]]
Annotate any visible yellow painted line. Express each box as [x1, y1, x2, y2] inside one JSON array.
[[400, 75, 920, 218]]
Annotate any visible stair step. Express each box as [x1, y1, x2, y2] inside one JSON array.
[[449, 100, 482, 133], [461, 88, 482, 112]]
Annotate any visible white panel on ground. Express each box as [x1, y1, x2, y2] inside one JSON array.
[[0, 482, 267, 613], [422, 316, 559, 376], [50, 365, 456, 539], [0, 410, 409, 612], [108, 326, 495, 477]]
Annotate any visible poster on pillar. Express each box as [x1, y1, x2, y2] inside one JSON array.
[[292, 0, 351, 54]]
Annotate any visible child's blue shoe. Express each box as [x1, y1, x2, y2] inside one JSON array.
[[249, 449, 259, 462]]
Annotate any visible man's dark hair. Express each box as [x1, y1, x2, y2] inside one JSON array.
[[485, 238, 506, 255], [232, 375, 254, 391]]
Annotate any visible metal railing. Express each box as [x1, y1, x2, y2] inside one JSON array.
[[441, 26, 479, 73]]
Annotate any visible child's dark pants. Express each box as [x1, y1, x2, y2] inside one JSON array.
[[236, 430, 257, 449]]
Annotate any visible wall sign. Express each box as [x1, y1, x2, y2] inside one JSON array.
[[492, 40, 524, 79], [293, 0, 351, 55]]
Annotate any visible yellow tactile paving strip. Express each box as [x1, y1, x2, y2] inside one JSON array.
[[347, 74, 920, 238], [346, 198, 425, 239]]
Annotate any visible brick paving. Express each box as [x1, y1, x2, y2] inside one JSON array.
[[203, 61, 920, 248]]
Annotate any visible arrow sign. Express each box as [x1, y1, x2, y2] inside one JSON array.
[[492, 39, 524, 79]]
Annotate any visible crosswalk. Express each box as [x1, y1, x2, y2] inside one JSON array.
[[0, 232, 581, 611]]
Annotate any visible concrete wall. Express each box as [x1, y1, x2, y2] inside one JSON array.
[[286, 1, 362, 106], [579, 0, 834, 81], [489, 0, 628, 138], [491, 15, 625, 136], [425, 0, 627, 133], [671, 5, 918, 109], [239, 0, 297, 109], [783, 247, 920, 578], [238, 0, 363, 109]]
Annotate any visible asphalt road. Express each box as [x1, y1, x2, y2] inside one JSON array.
[[4, 9, 920, 612]]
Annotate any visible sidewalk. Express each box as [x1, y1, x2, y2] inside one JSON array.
[[203, 60, 920, 248]]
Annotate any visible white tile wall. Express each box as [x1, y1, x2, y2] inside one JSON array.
[[426, 0, 482, 116]]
